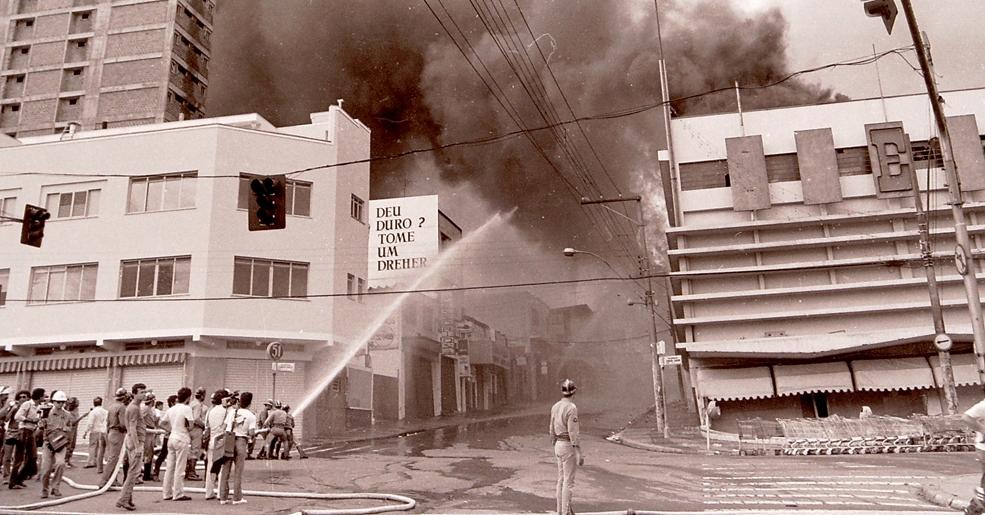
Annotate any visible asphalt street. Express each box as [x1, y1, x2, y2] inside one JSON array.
[[0, 411, 977, 513]]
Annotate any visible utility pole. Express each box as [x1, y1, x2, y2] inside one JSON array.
[[910, 169, 958, 414], [898, 0, 985, 389], [580, 195, 669, 438]]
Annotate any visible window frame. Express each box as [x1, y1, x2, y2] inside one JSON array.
[[0, 268, 8, 307], [350, 194, 365, 223], [27, 262, 98, 305], [232, 256, 308, 299], [45, 188, 100, 219], [126, 171, 197, 214], [118, 255, 191, 298]]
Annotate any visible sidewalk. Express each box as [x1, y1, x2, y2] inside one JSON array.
[[916, 474, 977, 512]]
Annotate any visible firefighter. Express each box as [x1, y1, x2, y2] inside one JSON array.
[[549, 379, 583, 515], [39, 390, 72, 499]]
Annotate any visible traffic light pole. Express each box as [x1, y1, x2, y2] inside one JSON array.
[[900, 0, 985, 390], [580, 195, 669, 438]]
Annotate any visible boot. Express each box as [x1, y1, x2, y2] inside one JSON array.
[[185, 459, 200, 481], [142, 463, 153, 481]]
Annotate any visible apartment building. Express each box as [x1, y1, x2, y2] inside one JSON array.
[[666, 88, 985, 430], [0, 105, 374, 439], [0, 0, 213, 137]]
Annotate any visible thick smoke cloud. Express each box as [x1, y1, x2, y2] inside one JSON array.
[[209, 0, 845, 261]]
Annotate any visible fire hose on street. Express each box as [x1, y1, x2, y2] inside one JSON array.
[[0, 450, 416, 515]]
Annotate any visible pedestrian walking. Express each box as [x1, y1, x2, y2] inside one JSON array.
[[115, 383, 147, 512], [82, 397, 107, 474], [962, 398, 985, 514], [101, 388, 129, 487], [549, 379, 583, 515], [39, 391, 71, 499], [186, 387, 207, 481], [161, 387, 194, 501], [9, 388, 44, 490], [204, 389, 230, 500], [2, 390, 29, 481], [219, 392, 255, 505]]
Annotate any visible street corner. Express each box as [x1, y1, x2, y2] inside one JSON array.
[[916, 473, 976, 512]]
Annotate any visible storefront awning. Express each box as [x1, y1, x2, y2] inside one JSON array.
[[696, 366, 774, 401], [930, 353, 983, 387], [773, 361, 853, 396], [851, 357, 935, 391]]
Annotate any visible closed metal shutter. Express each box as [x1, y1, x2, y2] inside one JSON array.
[[31, 367, 111, 446], [224, 359, 307, 439], [0, 373, 18, 390], [121, 364, 185, 400]]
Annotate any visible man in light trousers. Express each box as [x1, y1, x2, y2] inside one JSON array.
[[549, 379, 583, 515], [115, 383, 146, 512], [82, 396, 107, 474], [162, 387, 194, 501], [204, 389, 230, 500], [219, 392, 256, 505]]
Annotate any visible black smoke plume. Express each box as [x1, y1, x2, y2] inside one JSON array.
[[209, 1, 846, 259]]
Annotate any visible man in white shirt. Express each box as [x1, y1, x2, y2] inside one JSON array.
[[82, 397, 108, 474], [204, 389, 230, 501], [161, 387, 194, 502], [219, 392, 256, 505], [550, 379, 583, 515], [963, 399, 985, 514]]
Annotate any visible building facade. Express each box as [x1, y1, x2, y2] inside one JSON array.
[[0, 105, 373, 439], [666, 88, 985, 431], [0, 0, 213, 138]]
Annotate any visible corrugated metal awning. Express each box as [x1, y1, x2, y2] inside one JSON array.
[[773, 361, 853, 396], [116, 352, 185, 366], [851, 357, 935, 391], [930, 353, 983, 387], [696, 366, 774, 401]]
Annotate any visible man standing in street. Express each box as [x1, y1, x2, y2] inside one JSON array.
[[62, 397, 80, 469], [263, 402, 288, 459], [102, 388, 129, 487], [82, 397, 107, 475], [963, 398, 985, 514], [162, 387, 194, 502], [0, 387, 12, 472], [39, 391, 71, 499], [204, 389, 229, 500], [549, 379, 583, 515], [2, 390, 28, 481], [116, 383, 146, 512], [186, 387, 206, 481], [10, 388, 44, 490]]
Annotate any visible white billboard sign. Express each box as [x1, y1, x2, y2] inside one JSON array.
[[368, 195, 439, 288]]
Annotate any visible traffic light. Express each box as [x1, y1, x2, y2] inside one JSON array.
[[20, 204, 50, 247], [247, 174, 286, 231], [863, 0, 897, 34]]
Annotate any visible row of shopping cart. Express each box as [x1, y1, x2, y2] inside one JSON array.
[[736, 414, 975, 456]]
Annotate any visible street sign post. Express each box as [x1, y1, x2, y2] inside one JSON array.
[[659, 355, 682, 366], [266, 341, 284, 402], [274, 362, 295, 373]]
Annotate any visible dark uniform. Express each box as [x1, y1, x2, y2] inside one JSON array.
[[101, 393, 128, 487]]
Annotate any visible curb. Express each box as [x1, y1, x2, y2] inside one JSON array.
[[607, 435, 730, 456], [917, 481, 969, 511]]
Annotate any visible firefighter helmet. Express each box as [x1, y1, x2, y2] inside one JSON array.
[[51, 391, 68, 402], [560, 378, 577, 396]]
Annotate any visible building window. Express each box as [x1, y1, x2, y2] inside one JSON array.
[[28, 263, 97, 304], [24, 19, 34, 27], [0, 195, 16, 221], [347, 273, 356, 301], [236, 176, 310, 216], [127, 172, 196, 213], [15, 75, 24, 83], [45, 188, 99, 219], [119, 256, 190, 298], [358, 277, 366, 302], [76, 40, 86, 48], [350, 194, 364, 223], [19, 47, 28, 55], [0, 268, 8, 306], [72, 69, 82, 76], [232, 257, 308, 298]]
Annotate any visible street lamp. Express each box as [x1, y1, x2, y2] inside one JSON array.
[[563, 247, 669, 438]]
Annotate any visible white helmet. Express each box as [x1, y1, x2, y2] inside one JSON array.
[[560, 378, 577, 396], [0, 386, 11, 396], [51, 391, 68, 402]]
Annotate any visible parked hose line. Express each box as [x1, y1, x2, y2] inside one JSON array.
[[0, 452, 416, 515]]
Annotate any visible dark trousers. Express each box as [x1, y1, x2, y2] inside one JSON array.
[[10, 428, 37, 487]]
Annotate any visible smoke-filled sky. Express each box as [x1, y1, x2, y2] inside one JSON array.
[[208, 0, 985, 301]]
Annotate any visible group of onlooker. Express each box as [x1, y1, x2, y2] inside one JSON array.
[[0, 383, 308, 511]]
